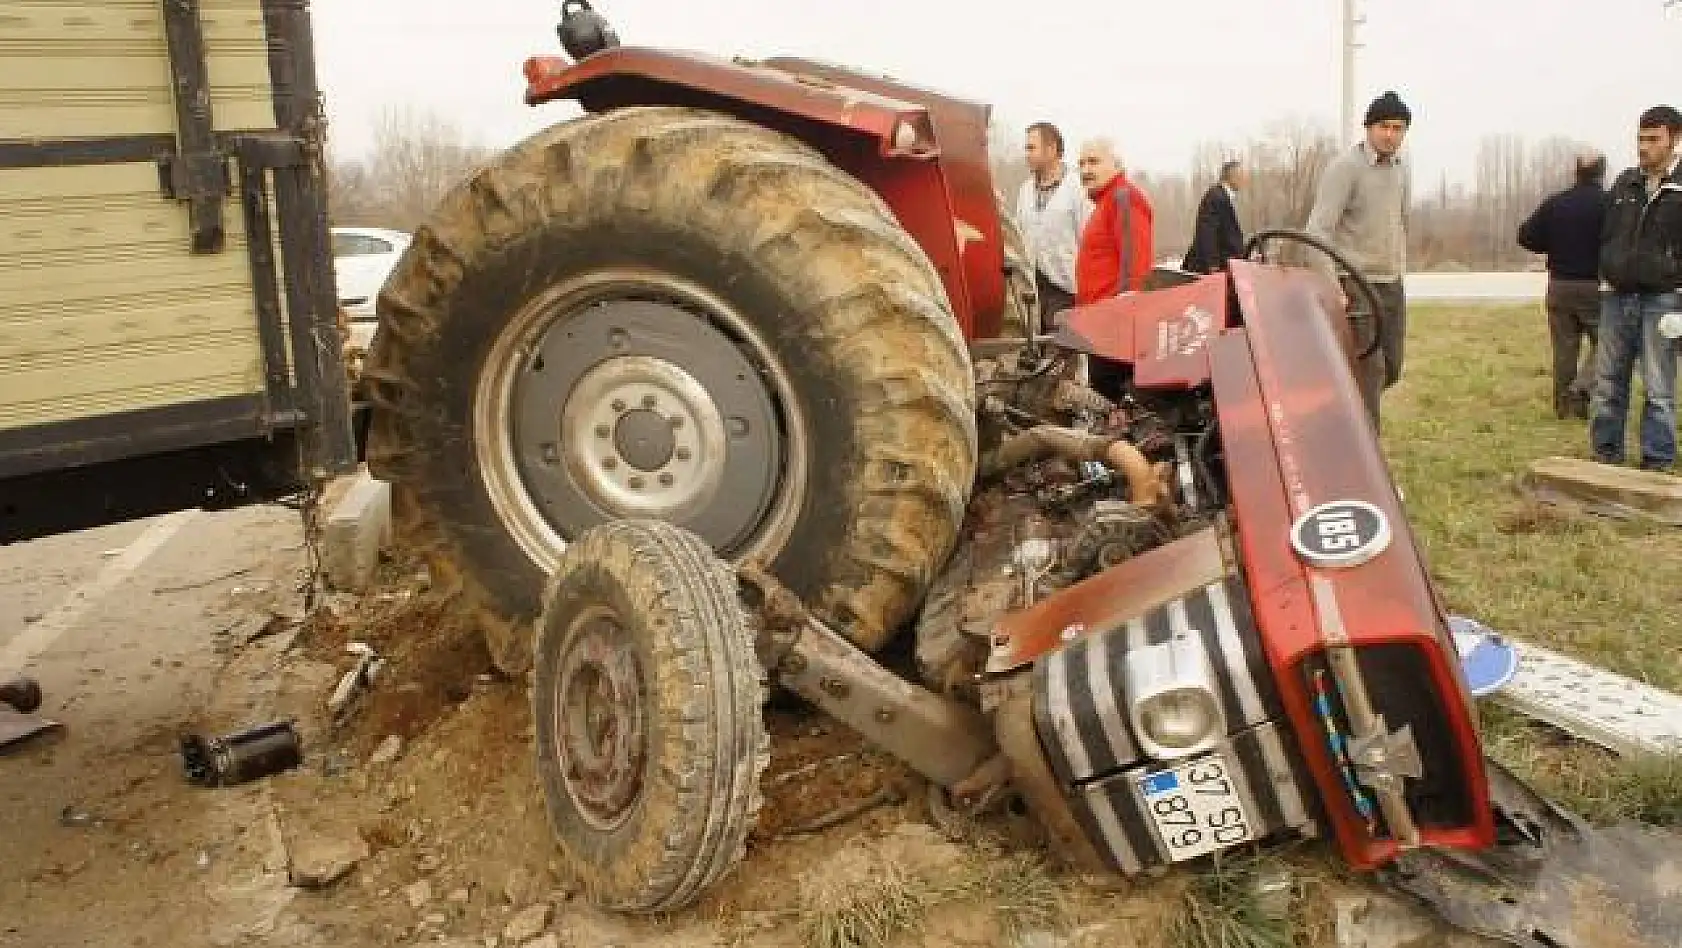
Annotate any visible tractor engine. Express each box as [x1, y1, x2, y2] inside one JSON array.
[[917, 346, 1320, 875]]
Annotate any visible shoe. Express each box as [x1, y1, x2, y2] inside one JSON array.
[[1640, 461, 1675, 474]]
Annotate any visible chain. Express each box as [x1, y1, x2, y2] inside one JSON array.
[[289, 433, 328, 615]]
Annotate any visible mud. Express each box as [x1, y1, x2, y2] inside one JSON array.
[[2, 517, 1477, 948]]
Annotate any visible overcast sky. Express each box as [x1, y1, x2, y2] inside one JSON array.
[[312, 0, 1681, 187]]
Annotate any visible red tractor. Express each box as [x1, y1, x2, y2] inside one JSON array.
[[362, 5, 1677, 944]]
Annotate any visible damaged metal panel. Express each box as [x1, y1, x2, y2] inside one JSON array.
[[1383, 760, 1682, 948], [1496, 638, 1682, 758]]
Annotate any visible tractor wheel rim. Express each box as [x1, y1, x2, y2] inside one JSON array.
[[554, 608, 646, 830], [557, 354, 730, 520], [474, 269, 809, 571]]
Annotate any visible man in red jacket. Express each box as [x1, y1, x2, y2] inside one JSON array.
[[1075, 137, 1156, 304], [1074, 138, 1155, 398]]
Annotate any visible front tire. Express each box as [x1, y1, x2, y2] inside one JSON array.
[[532, 519, 767, 914]]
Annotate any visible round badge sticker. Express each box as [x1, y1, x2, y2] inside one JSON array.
[[1290, 499, 1391, 569]]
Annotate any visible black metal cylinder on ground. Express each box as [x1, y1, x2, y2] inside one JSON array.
[[180, 720, 303, 787]]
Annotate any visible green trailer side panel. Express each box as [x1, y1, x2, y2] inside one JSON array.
[[0, 0, 281, 139], [0, 161, 267, 431]]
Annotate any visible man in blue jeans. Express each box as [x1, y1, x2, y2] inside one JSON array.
[[1592, 105, 1682, 472]]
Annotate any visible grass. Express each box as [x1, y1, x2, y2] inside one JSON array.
[[1383, 302, 1682, 821], [1162, 850, 1299, 948], [794, 847, 1065, 948]]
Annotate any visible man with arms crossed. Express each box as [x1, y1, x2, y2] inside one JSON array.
[[1592, 105, 1682, 473]]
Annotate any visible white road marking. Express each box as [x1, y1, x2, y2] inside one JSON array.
[[0, 511, 196, 671]]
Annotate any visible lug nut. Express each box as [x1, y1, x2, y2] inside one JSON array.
[[658, 473, 674, 487], [641, 394, 658, 409], [675, 447, 692, 461], [594, 424, 610, 439], [669, 417, 684, 430], [611, 399, 626, 412], [628, 476, 645, 490], [602, 457, 618, 470]]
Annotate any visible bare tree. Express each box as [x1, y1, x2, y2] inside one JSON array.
[[327, 106, 497, 232]]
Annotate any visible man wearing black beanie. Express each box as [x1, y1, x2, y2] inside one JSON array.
[[1305, 90, 1415, 430]]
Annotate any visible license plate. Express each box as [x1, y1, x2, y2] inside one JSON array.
[[1138, 753, 1255, 862]]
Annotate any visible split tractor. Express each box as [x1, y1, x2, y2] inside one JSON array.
[[362, 5, 1680, 944]]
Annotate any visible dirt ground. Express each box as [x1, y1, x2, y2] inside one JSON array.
[[1, 502, 1472, 948]]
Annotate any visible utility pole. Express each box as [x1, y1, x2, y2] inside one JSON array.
[[1340, 0, 1365, 147]]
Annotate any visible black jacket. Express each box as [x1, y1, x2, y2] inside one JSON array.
[[1599, 163, 1682, 293], [1182, 183, 1244, 274], [1516, 181, 1606, 280]]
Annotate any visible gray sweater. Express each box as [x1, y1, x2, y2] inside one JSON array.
[[1305, 143, 1412, 283]]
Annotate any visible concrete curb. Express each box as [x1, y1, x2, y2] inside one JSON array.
[[322, 470, 391, 593]]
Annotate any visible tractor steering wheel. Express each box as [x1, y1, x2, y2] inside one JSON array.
[[1242, 228, 1386, 361]]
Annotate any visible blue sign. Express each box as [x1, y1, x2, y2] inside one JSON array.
[[1447, 615, 1520, 697]]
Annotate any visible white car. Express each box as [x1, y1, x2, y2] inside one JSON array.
[[331, 226, 411, 350]]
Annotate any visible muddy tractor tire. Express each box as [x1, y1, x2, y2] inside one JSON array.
[[363, 106, 977, 671], [532, 518, 767, 914]]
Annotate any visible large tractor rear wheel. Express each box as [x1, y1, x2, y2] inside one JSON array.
[[364, 106, 977, 671]]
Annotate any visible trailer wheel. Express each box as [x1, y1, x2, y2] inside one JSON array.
[[533, 519, 767, 914]]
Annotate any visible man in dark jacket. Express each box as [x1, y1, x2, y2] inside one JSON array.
[[1592, 105, 1682, 472], [1182, 159, 1246, 274], [1518, 152, 1608, 419]]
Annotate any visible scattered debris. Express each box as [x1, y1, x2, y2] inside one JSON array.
[[1521, 455, 1682, 526], [0, 675, 42, 714], [328, 642, 384, 723], [180, 720, 304, 787], [405, 879, 433, 909], [287, 832, 369, 889], [1333, 890, 1439, 948], [370, 734, 404, 766], [1494, 634, 1682, 757], [447, 887, 470, 904], [57, 805, 95, 828], [502, 903, 551, 943], [153, 565, 256, 594], [774, 785, 905, 838], [522, 935, 559, 948], [0, 705, 62, 751]]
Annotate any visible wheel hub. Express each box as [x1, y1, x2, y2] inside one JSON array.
[[555, 612, 646, 829], [613, 409, 676, 471], [505, 297, 791, 556]]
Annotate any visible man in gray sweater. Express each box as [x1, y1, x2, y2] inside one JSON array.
[[1305, 91, 1414, 430]]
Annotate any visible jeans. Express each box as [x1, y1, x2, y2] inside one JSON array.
[[1589, 290, 1679, 469], [1544, 277, 1600, 418], [1341, 278, 1408, 432]]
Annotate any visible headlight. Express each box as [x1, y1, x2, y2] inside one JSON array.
[[1137, 689, 1221, 752], [1125, 633, 1226, 760]]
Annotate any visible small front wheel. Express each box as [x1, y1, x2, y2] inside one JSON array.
[[533, 519, 768, 914]]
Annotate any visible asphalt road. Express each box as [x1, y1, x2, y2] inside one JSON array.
[[0, 505, 311, 948]]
